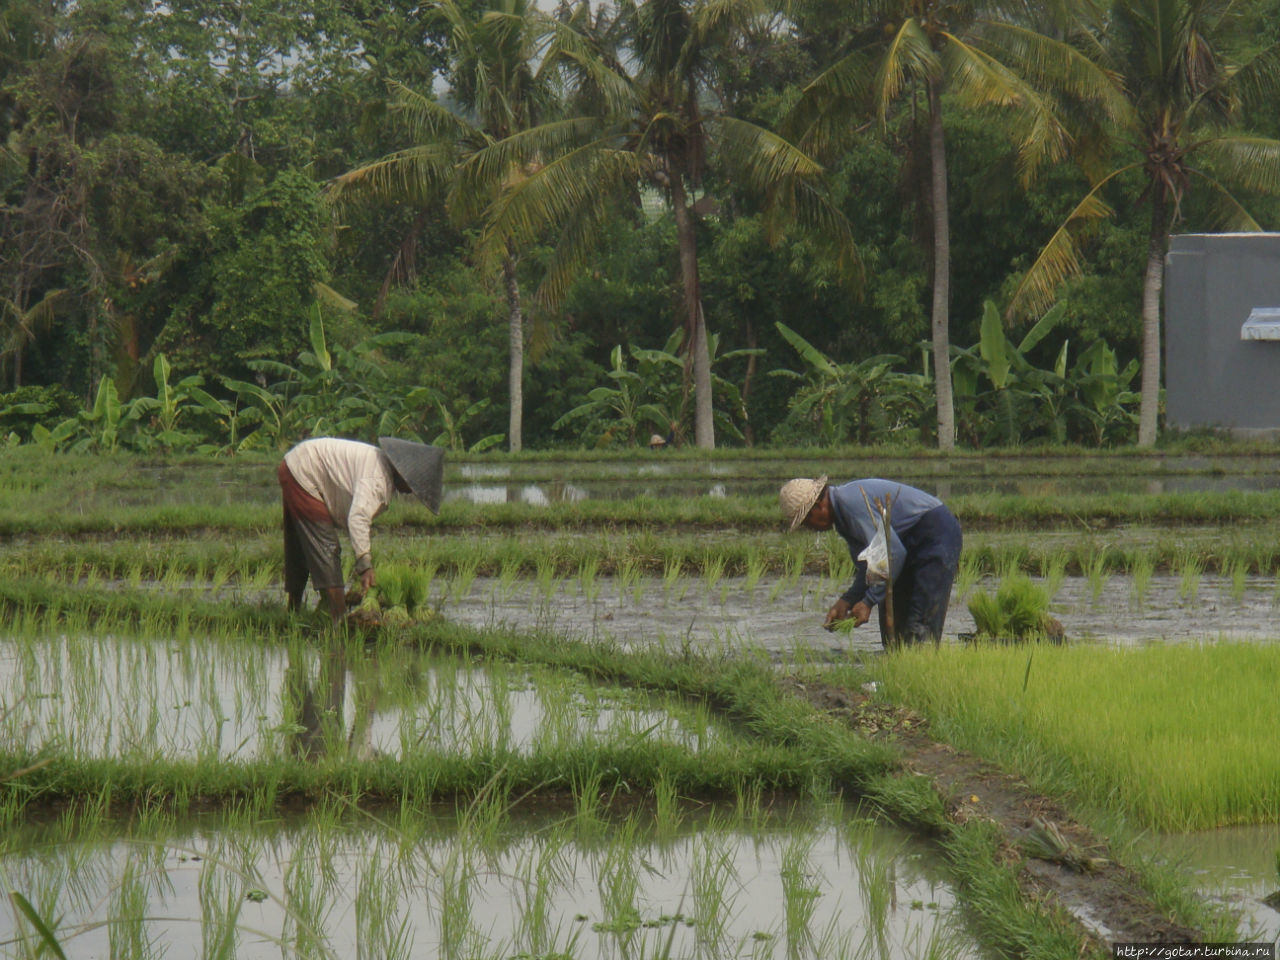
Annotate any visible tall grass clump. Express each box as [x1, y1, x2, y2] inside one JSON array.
[[872, 642, 1280, 830]]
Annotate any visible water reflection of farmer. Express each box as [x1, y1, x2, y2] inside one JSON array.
[[278, 437, 444, 626], [780, 476, 962, 647]]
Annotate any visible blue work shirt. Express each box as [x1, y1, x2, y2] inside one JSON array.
[[827, 479, 943, 607]]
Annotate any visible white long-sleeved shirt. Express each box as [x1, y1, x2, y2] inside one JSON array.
[[283, 438, 395, 572]]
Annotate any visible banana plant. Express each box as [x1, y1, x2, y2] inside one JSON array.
[[1072, 339, 1140, 445], [952, 301, 1069, 445], [42, 376, 128, 452], [433, 397, 504, 452], [552, 344, 654, 446], [772, 322, 930, 445], [128, 353, 220, 452]]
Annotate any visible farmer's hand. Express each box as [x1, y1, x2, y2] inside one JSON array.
[[360, 567, 376, 594], [825, 599, 871, 630], [824, 598, 852, 630]]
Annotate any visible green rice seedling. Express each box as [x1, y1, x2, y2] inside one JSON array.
[[451, 556, 479, 601], [1225, 554, 1250, 604], [573, 768, 609, 842], [109, 857, 157, 959], [652, 774, 684, 839], [691, 824, 735, 955], [378, 565, 408, 609], [578, 555, 600, 603], [996, 546, 1027, 579], [617, 557, 641, 602], [779, 833, 821, 951], [355, 847, 413, 960], [954, 552, 982, 601], [702, 553, 725, 596], [1128, 553, 1155, 608], [405, 563, 435, 614], [209, 558, 233, 594], [249, 561, 274, 592], [437, 844, 481, 960], [1177, 550, 1204, 603], [855, 837, 896, 958], [498, 558, 521, 599], [783, 543, 806, 588], [1037, 549, 1068, 600], [127, 559, 144, 590], [1082, 545, 1110, 605], [535, 555, 557, 601], [662, 555, 683, 600], [743, 549, 767, 598]]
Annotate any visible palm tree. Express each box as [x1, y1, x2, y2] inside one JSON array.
[[330, 0, 558, 452], [467, 0, 857, 449], [786, 0, 1118, 450], [1008, 0, 1280, 447]]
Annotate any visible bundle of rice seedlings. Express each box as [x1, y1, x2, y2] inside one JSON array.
[[967, 573, 1062, 642]]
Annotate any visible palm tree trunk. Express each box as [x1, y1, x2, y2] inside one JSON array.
[[669, 175, 714, 449], [927, 78, 955, 451], [503, 249, 524, 452], [1138, 190, 1166, 448]]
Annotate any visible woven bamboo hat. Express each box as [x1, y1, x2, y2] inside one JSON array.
[[779, 476, 828, 531], [378, 437, 446, 514]]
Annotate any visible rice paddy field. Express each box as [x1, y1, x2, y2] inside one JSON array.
[[4, 445, 1280, 957]]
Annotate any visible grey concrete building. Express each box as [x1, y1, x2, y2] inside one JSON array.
[[1164, 232, 1280, 436]]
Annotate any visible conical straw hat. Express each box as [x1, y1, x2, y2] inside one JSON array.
[[378, 437, 446, 514], [779, 476, 828, 531]]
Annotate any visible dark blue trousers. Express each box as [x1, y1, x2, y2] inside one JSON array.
[[879, 504, 962, 646]]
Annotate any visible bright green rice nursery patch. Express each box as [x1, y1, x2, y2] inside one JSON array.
[[866, 642, 1280, 830]]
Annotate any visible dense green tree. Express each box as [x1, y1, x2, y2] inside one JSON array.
[[155, 170, 329, 379]]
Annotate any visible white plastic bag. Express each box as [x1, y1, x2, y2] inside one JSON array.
[[857, 514, 890, 583]]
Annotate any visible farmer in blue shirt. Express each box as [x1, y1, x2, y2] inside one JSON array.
[[780, 476, 962, 647]]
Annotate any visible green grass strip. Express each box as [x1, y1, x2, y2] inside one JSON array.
[[864, 643, 1280, 830]]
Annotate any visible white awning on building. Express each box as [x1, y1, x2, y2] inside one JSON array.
[[1241, 307, 1280, 340]]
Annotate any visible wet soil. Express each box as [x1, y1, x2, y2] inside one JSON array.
[[787, 678, 1207, 949]]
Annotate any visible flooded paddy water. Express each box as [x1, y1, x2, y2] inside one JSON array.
[[0, 801, 985, 959], [0, 639, 715, 762], [1150, 825, 1280, 938]]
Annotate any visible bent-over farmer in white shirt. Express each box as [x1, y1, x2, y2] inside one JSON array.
[[278, 437, 444, 626]]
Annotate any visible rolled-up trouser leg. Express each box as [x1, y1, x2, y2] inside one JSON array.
[[290, 514, 344, 592]]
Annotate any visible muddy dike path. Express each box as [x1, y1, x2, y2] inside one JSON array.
[[786, 677, 1202, 948]]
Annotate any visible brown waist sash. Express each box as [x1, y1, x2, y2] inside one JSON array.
[[278, 460, 333, 524]]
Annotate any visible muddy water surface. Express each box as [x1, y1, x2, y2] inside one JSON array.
[[436, 572, 1280, 657]]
